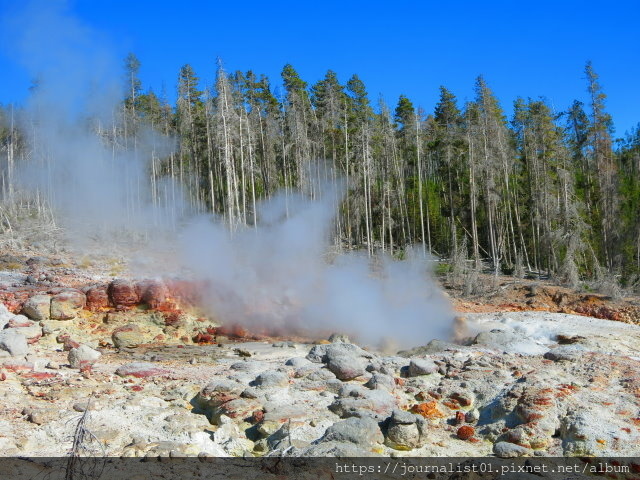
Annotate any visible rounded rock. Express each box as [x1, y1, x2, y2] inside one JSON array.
[[112, 324, 143, 349], [21, 295, 51, 321], [68, 345, 101, 369], [50, 290, 86, 320], [108, 280, 140, 307], [408, 358, 438, 377]]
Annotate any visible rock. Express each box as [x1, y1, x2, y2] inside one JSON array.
[[299, 441, 374, 456], [318, 417, 383, 446], [326, 354, 366, 381], [21, 295, 51, 320], [251, 370, 289, 388], [559, 408, 623, 455], [9, 321, 42, 344], [0, 308, 12, 330], [72, 401, 96, 412], [216, 429, 254, 456], [450, 391, 475, 407], [0, 329, 28, 356], [272, 341, 296, 348], [108, 279, 140, 307], [85, 285, 110, 311], [50, 290, 86, 320], [397, 339, 460, 357], [308, 343, 373, 381], [328, 333, 350, 343], [543, 345, 585, 362], [198, 380, 244, 406], [473, 328, 547, 355], [115, 362, 170, 378], [112, 324, 143, 349], [385, 409, 428, 450], [364, 373, 396, 391], [195, 379, 250, 424], [285, 357, 312, 368], [6, 314, 31, 328], [410, 401, 446, 419], [46, 361, 60, 370], [456, 425, 475, 440], [138, 280, 170, 309], [23, 408, 55, 425], [493, 441, 533, 458], [306, 342, 375, 364], [465, 408, 480, 423], [408, 358, 438, 376], [329, 385, 396, 420], [56, 334, 80, 351], [68, 345, 101, 369]]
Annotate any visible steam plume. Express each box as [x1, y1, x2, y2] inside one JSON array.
[[3, 1, 454, 348]]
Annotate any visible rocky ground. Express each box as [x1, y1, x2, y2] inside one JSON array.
[[0, 250, 639, 459]]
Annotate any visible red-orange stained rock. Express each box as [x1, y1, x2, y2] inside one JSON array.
[[85, 285, 110, 311], [108, 280, 139, 307], [457, 426, 475, 440]]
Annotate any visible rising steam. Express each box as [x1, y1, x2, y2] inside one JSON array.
[[3, 0, 454, 348]]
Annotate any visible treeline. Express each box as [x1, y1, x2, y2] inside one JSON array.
[[1, 54, 640, 286]]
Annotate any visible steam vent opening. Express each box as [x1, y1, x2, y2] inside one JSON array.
[[0, 0, 639, 467]]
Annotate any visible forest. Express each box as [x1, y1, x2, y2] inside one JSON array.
[[1, 55, 639, 290]]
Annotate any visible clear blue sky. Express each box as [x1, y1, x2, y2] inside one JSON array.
[[1, 0, 639, 136]]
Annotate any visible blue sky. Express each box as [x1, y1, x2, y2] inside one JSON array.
[[1, 0, 639, 135]]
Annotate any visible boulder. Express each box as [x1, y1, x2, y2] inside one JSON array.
[[397, 339, 460, 357], [0, 329, 29, 356], [329, 385, 396, 420], [68, 345, 101, 369], [493, 441, 532, 458], [112, 324, 143, 349], [328, 333, 350, 343], [306, 342, 375, 363], [0, 307, 12, 329], [307, 343, 373, 381], [385, 409, 428, 450], [50, 290, 86, 320], [108, 280, 139, 307], [115, 362, 170, 378], [326, 354, 366, 381], [408, 358, 438, 376], [85, 285, 110, 311], [543, 345, 585, 362], [364, 373, 396, 391], [6, 317, 42, 344], [21, 295, 51, 320], [251, 370, 289, 388], [318, 416, 383, 447], [138, 280, 170, 309]]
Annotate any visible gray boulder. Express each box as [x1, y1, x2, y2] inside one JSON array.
[[0, 329, 28, 356], [251, 370, 289, 388], [493, 441, 532, 458], [543, 345, 585, 362], [68, 345, 101, 369], [364, 373, 396, 391], [326, 354, 366, 381], [306, 343, 374, 381], [408, 358, 438, 376], [397, 339, 460, 357], [385, 409, 428, 450], [329, 385, 396, 420], [21, 295, 51, 321], [318, 417, 383, 447]]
